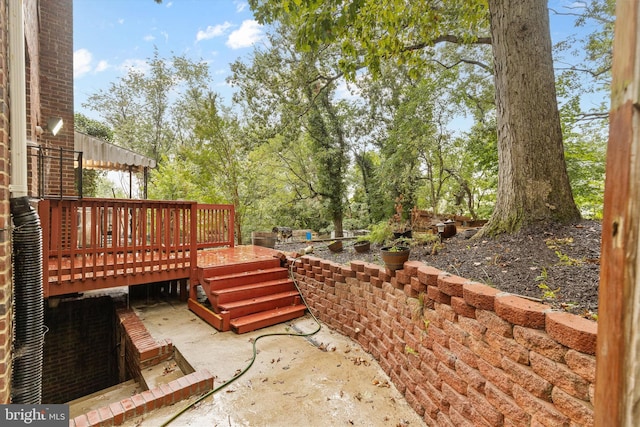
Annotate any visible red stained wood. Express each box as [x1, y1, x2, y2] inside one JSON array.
[[596, 1, 640, 425]]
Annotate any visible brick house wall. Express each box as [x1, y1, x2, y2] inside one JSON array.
[[291, 256, 597, 426], [0, 0, 13, 405], [37, 0, 75, 198], [0, 0, 71, 403]]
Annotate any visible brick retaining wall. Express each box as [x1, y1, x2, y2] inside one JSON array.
[[291, 256, 597, 426], [70, 308, 213, 427]]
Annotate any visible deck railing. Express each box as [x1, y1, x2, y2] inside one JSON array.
[[38, 198, 234, 297], [195, 204, 235, 249]]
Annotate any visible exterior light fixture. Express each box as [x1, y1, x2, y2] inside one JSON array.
[[436, 222, 445, 242], [46, 117, 63, 136]]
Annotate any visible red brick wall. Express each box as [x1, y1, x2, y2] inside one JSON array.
[[117, 308, 174, 385], [0, 0, 13, 405], [38, 0, 75, 198], [291, 256, 597, 426], [42, 297, 118, 403], [24, 0, 40, 140], [72, 309, 213, 427]]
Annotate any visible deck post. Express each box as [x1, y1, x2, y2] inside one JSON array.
[[595, 1, 640, 424], [38, 199, 51, 298], [190, 202, 198, 285]]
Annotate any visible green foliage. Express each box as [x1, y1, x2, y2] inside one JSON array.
[[535, 267, 560, 299], [86, 2, 611, 242], [555, 251, 584, 267], [368, 221, 393, 245], [356, 235, 370, 243], [74, 113, 112, 197], [83, 48, 211, 165], [74, 113, 113, 141], [249, 0, 490, 80], [229, 24, 351, 237], [544, 237, 584, 265], [535, 267, 548, 283], [552, 1, 611, 219], [411, 232, 440, 246], [538, 282, 560, 300]]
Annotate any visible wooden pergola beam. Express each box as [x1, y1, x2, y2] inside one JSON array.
[[595, 1, 640, 425]]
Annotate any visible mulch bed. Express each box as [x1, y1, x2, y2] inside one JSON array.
[[277, 220, 601, 318]]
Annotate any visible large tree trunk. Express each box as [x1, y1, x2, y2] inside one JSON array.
[[483, 0, 580, 235]]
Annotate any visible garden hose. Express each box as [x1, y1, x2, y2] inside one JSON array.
[[160, 261, 321, 426]]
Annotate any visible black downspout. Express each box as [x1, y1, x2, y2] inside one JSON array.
[[10, 196, 44, 404]]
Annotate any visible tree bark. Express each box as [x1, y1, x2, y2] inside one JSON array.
[[483, 0, 580, 235]]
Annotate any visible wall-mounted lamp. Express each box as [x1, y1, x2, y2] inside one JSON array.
[[46, 117, 64, 136], [436, 222, 445, 241]]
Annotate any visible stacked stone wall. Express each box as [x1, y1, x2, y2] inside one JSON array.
[[291, 256, 597, 426]]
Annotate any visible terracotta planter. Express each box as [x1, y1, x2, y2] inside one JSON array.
[[328, 241, 343, 252], [353, 241, 371, 253], [380, 246, 410, 271]]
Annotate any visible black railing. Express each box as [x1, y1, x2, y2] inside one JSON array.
[[28, 144, 83, 199]]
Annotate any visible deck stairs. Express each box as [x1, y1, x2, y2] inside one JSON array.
[[188, 257, 306, 334]]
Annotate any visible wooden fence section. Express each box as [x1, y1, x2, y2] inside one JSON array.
[[38, 198, 234, 297]]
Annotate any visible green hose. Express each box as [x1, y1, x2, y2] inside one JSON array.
[[160, 261, 321, 426]]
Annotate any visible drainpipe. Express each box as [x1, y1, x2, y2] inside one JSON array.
[[9, 0, 44, 404]]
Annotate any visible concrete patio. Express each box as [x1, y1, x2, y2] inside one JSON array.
[[119, 299, 426, 426]]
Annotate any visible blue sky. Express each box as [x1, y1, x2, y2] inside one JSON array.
[[73, 1, 598, 120], [73, 0, 264, 117]]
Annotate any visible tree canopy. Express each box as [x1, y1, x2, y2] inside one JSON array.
[[248, 0, 584, 235], [85, 1, 611, 242]]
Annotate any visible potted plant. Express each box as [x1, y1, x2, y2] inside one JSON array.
[[380, 242, 411, 271], [390, 195, 412, 239], [353, 236, 371, 253]]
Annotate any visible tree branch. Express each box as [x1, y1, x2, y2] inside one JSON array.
[[405, 34, 492, 51], [575, 111, 609, 122], [432, 58, 492, 73]]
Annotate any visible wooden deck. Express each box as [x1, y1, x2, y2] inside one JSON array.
[[44, 245, 285, 298], [39, 198, 249, 298]]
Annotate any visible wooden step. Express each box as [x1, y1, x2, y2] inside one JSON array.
[[210, 278, 296, 307], [198, 258, 281, 282], [219, 291, 301, 319], [188, 298, 231, 332], [231, 304, 307, 334], [205, 267, 289, 291]]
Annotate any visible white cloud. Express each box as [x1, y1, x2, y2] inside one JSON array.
[[161, 31, 169, 42], [95, 60, 109, 73], [118, 18, 124, 25], [144, 34, 155, 42], [166, 1, 173, 7], [234, 1, 247, 12], [226, 20, 263, 49], [196, 22, 233, 42], [74, 48, 93, 78]]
